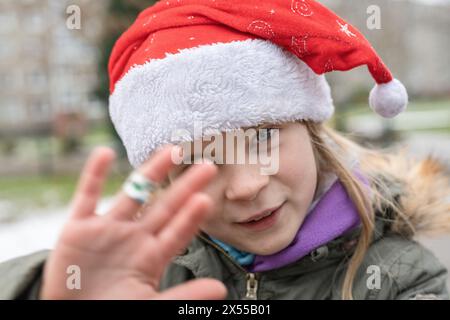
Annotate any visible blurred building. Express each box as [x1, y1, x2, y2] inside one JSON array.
[[0, 0, 108, 137], [321, 0, 450, 104]]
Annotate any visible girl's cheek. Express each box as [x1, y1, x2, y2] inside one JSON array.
[[199, 215, 228, 238]]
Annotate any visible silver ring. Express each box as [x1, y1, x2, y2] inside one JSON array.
[[122, 171, 159, 205]]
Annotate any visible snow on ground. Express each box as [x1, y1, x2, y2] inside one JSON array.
[[0, 198, 113, 263]]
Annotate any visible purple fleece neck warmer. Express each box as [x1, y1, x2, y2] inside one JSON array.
[[247, 169, 370, 272]]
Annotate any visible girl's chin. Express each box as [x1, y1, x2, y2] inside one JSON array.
[[240, 235, 296, 255], [252, 224, 303, 254], [244, 220, 301, 254]]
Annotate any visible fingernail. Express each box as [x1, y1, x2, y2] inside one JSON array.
[[202, 158, 214, 165], [94, 146, 115, 157]]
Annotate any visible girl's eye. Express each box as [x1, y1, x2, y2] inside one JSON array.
[[256, 128, 275, 142]]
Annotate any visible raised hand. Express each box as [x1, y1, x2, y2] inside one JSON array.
[[40, 145, 226, 300]]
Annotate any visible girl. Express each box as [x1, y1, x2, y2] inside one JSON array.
[[1, 0, 449, 300]]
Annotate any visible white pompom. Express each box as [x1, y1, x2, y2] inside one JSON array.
[[369, 78, 408, 118]]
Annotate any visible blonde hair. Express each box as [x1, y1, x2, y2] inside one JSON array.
[[304, 120, 416, 299]]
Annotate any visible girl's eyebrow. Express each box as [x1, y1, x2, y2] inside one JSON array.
[[243, 123, 269, 130], [254, 123, 282, 130]]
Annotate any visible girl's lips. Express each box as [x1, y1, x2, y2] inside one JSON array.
[[235, 202, 285, 232]]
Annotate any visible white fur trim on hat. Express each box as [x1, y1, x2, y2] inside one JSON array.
[[109, 39, 334, 168]]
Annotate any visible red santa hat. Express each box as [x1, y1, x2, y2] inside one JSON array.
[[108, 0, 408, 168]]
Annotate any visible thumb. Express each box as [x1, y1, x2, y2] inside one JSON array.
[[155, 279, 227, 300]]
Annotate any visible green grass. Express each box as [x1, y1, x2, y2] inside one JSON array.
[[0, 172, 128, 209], [0, 121, 129, 215], [342, 98, 450, 116], [340, 98, 450, 134]]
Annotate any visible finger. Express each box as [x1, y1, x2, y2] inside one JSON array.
[[141, 161, 217, 234], [155, 279, 227, 300], [108, 144, 181, 220], [157, 193, 213, 264], [70, 147, 116, 219]]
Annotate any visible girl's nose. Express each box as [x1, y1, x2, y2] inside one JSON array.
[[225, 165, 270, 201]]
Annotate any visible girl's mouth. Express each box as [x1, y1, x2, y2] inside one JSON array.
[[235, 202, 285, 232]]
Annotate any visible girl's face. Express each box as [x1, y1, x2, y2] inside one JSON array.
[[169, 122, 318, 255]]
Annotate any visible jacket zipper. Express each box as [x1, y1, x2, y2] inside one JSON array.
[[244, 273, 259, 300], [198, 234, 260, 300]]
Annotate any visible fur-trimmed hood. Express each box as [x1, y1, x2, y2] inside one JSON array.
[[364, 152, 450, 238]]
